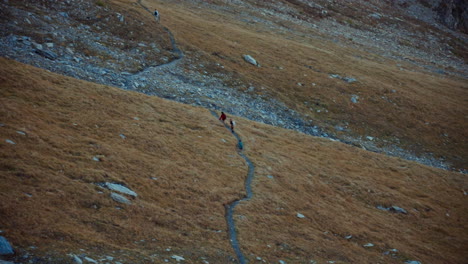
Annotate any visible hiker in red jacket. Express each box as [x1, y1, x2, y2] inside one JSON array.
[[219, 112, 227, 123]]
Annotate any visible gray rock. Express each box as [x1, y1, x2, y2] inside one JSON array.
[[363, 243, 374, 247], [5, 139, 15, 145], [171, 255, 185, 262], [119, 134, 126, 139], [243, 54, 258, 66], [334, 126, 345, 132], [343, 77, 357, 83], [0, 236, 14, 255], [16, 131, 26, 136], [35, 49, 58, 60], [84, 257, 97, 263], [390, 206, 408, 214], [110, 192, 131, 204], [351, 95, 359, 104], [105, 183, 137, 197], [296, 213, 305, 218], [405, 261, 421, 264], [72, 255, 82, 264]]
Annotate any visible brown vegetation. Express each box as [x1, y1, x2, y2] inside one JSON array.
[[0, 56, 466, 263]]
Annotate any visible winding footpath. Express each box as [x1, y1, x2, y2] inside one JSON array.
[[210, 111, 256, 264], [137, 1, 255, 262]]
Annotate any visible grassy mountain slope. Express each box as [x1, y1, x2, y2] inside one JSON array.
[[1, 58, 466, 263], [140, 0, 468, 169]]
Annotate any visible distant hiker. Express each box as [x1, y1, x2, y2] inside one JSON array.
[[230, 119, 235, 132], [154, 10, 160, 23], [238, 140, 243, 151], [219, 112, 227, 123]]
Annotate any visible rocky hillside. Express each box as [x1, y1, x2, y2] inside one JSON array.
[[1, 57, 466, 264], [0, 0, 467, 263], [0, 0, 467, 171]]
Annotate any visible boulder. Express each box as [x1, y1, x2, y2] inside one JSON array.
[[105, 183, 137, 197], [243, 55, 258, 66], [110, 193, 131, 204], [35, 49, 58, 60], [0, 236, 14, 255]]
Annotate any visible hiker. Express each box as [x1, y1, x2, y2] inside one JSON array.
[[238, 139, 243, 151], [154, 10, 160, 23], [230, 119, 235, 132], [219, 112, 227, 123]]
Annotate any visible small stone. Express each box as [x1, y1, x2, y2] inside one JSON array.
[[0, 236, 14, 255], [405, 261, 421, 264], [119, 134, 126, 139], [363, 243, 374, 247], [92, 156, 100, 162], [366, 136, 374, 141], [5, 139, 15, 145], [110, 193, 131, 205], [279, 260, 286, 264], [45, 43, 54, 48], [72, 255, 82, 264], [343, 77, 357, 83], [84, 257, 97, 263], [345, 235, 353, 240], [133, 117, 140, 120], [105, 183, 137, 197], [243, 54, 258, 66], [33, 43, 43, 50], [351, 95, 359, 104], [16, 131, 26, 135], [171, 255, 185, 262], [296, 213, 305, 219], [390, 206, 408, 214], [267, 175, 274, 179], [106, 256, 114, 261], [35, 49, 57, 60]]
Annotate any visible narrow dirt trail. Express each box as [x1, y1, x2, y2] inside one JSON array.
[[137, 0, 184, 67], [137, 1, 255, 262], [210, 110, 255, 264]]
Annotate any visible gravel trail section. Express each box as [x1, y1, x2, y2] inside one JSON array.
[[210, 110, 256, 264]]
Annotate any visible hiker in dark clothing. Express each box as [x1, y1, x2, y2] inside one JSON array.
[[154, 10, 160, 23], [230, 119, 235, 132], [238, 140, 243, 150], [219, 112, 227, 123]]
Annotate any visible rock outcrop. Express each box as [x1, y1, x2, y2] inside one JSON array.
[[436, 0, 468, 34]]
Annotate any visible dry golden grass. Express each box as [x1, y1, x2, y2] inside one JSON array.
[[0, 57, 246, 262], [137, 0, 467, 169], [0, 56, 466, 263]]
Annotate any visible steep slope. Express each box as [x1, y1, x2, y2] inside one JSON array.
[[1, 0, 466, 170], [1, 58, 466, 263]]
